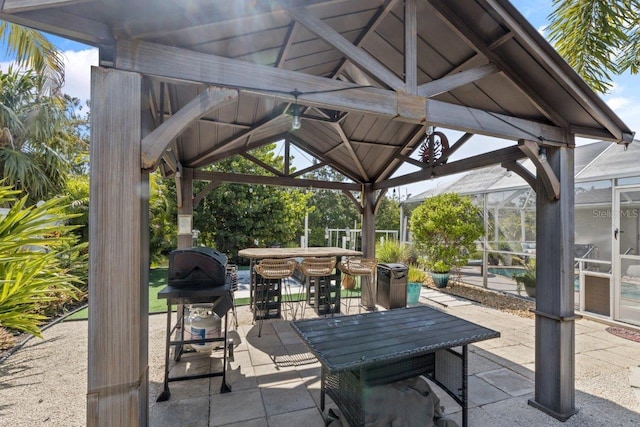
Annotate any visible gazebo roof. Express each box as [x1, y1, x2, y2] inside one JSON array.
[[0, 0, 634, 191]]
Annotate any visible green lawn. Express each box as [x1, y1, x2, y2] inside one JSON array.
[[65, 268, 360, 321], [65, 268, 171, 321]]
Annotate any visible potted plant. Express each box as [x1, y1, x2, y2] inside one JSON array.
[[428, 260, 451, 288], [513, 259, 536, 298], [409, 193, 484, 288], [407, 265, 427, 303]]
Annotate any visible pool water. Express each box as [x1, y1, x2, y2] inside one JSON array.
[[487, 267, 525, 279]]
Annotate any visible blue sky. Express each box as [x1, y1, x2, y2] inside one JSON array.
[[2, 1, 637, 198]]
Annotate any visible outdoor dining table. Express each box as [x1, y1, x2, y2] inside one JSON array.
[[238, 247, 363, 313], [290, 305, 500, 427]]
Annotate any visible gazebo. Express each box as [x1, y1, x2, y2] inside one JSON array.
[[0, 1, 633, 425]]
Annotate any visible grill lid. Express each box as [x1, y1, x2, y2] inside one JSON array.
[[168, 246, 228, 287]]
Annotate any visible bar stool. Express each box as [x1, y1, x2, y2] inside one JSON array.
[[253, 258, 296, 336], [298, 257, 337, 317], [338, 257, 378, 313]]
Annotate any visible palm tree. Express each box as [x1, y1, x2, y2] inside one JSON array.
[[0, 68, 70, 202], [0, 21, 65, 93], [547, 0, 640, 93]]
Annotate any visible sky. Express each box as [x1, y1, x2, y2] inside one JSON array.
[[1, 0, 638, 199]]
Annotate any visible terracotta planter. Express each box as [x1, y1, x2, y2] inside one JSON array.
[[431, 272, 449, 288]]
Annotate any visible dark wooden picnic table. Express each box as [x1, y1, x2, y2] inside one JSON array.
[[291, 305, 500, 427]]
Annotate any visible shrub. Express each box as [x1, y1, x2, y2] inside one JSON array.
[[0, 184, 82, 344], [410, 193, 484, 272]]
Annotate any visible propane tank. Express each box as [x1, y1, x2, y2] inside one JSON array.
[[186, 305, 221, 353]]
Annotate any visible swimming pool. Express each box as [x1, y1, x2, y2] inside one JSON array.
[[487, 266, 525, 279]]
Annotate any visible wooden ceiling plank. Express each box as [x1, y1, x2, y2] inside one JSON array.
[[376, 124, 426, 182], [333, 122, 369, 180], [277, 22, 297, 68], [427, 0, 570, 130], [141, 87, 238, 169], [331, 0, 401, 80], [187, 107, 288, 168], [195, 117, 252, 130], [2, 0, 88, 13], [0, 8, 112, 44], [192, 132, 289, 167], [284, 4, 405, 91], [418, 63, 499, 98], [485, 0, 625, 142]]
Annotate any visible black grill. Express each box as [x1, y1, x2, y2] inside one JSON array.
[[167, 246, 228, 288]]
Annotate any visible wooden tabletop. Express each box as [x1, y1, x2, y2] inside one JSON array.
[[238, 247, 362, 259], [291, 305, 500, 372]]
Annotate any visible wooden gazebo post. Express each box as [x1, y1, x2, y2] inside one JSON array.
[[361, 184, 376, 258], [87, 67, 150, 426], [177, 167, 194, 249], [529, 144, 578, 420]]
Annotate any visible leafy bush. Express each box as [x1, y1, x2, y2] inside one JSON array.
[[0, 184, 81, 344], [410, 193, 484, 272]]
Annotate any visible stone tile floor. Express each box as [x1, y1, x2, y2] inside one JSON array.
[[1, 286, 639, 426], [147, 290, 640, 427]]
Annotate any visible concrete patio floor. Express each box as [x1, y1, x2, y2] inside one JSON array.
[[1, 287, 640, 426], [147, 288, 640, 427]]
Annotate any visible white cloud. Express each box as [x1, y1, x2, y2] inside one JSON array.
[[61, 48, 98, 102], [606, 96, 632, 111]]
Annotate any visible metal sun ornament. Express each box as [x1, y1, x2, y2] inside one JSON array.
[[419, 127, 450, 165]]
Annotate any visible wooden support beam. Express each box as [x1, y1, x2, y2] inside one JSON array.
[[418, 63, 499, 98], [193, 170, 361, 192], [361, 184, 376, 258], [283, 4, 405, 91], [440, 132, 474, 163], [87, 67, 149, 427], [290, 161, 328, 178], [177, 168, 194, 248], [193, 179, 219, 208], [426, 98, 568, 144], [376, 145, 526, 190], [115, 39, 569, 142], [502, 160, 536, 189], [141, 86, 238, 169], [334, 122, 369, 181], [240, 152, 284, 177], [519, 139, 560, 200], [276, 21, 297, 68], [529, 144, 577, 421], [377, 125, 427, 182], [404, 0, 417, 94], [341, 189, 363, 214], [288, 134, 362, 183], [193, 133, 290, 167]]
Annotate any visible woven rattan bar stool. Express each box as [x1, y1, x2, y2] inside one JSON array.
[[253, 258, 296, 336], [298, 257, 338, 317], [338, 257, 378, 313]]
